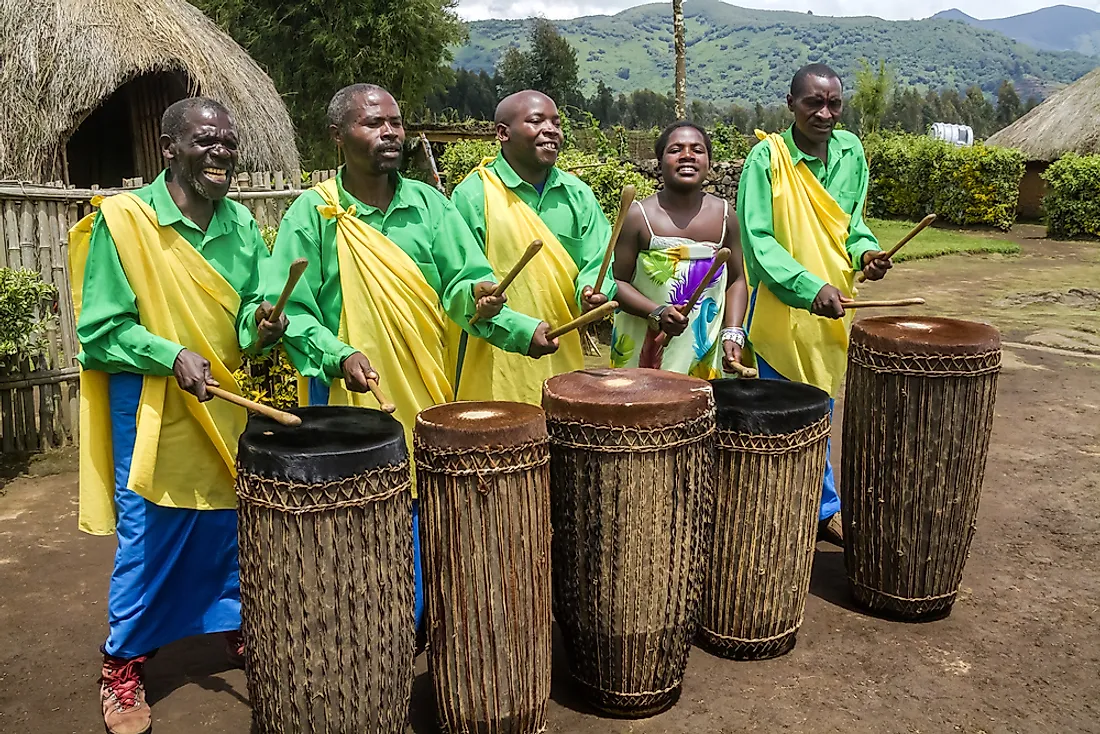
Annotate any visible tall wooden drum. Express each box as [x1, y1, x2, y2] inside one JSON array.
[[543, 368, 715, 718], [698, 378, 831, 659], [237, 406, 415, 734], [414, 402, 552, 734], [841, 317, 1001, 620]]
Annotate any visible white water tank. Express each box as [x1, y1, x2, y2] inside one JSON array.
[[929, 122, 974, 146]]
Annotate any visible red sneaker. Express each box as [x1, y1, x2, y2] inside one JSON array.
[[225, 630, 245, 669], [100, 654, 152, 734]]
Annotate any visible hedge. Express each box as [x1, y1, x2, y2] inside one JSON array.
[[1042, 153, 1100, 240], [865, 133, 1025, 231]]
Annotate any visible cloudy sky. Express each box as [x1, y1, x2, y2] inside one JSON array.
[[456, 0, 1100, 23]]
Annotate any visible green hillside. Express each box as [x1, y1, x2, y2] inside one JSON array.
[[455, 0, 1098, 105]]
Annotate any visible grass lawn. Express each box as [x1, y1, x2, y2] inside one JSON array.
[[867, 218, 1021, 262]]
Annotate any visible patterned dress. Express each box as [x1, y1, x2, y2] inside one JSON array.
[[610, 200, 729, 379]]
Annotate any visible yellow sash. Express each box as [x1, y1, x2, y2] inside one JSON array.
[[70, 193, 246, 535], [748, 131, 855, 397], [452, 161, 584, 404], [311, 179, 452, 491]]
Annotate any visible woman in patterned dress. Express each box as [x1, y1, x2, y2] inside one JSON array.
[[610, 122, 749, 379]]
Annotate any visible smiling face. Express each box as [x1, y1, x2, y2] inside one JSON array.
[[332, 89, 405, 176], [497, 92, 563, 173], [161, 106, 239, 200], [787, 74, 844, 147], [660, 126, 710, 191]]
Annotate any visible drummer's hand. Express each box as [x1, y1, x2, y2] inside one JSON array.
[[527, 322, 560, 358], [580, 285, 609, 313], [722, 341, 744, 373], [341, 352, 378, 393], [659, 305, 689, 336], [861, 251, 893, 281], [254, 300, 288, 348], [473, 281, 506, 321], [174, 349, 218, 402], [811, 284, 852, 319]]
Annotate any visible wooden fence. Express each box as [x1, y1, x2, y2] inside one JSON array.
[[0, 170, 328, 453]]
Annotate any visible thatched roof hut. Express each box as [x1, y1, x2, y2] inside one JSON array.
[[987, 67, 1100, 162], [0, 0, 299, 186]]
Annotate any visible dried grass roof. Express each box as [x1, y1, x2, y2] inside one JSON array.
[[0, 0, 299, 180], [987, 67, 1100, 162]]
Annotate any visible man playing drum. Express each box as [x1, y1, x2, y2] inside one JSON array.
[[268, 83, 557, 642], [737, 63, 892, 546], [450, 90, 614, 404], [71, 97, 287, 734]]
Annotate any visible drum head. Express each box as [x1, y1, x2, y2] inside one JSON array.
[[851, 317, 1000, 356], [542, 368, 713, 427], [711, 378, 830, 435], [416, 401, 546, 450], [238, 406, 406, 483]]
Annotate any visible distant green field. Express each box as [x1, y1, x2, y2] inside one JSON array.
[[867, 218, 1022, 262]]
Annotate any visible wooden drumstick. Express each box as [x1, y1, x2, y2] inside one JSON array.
[[858, 214, 936, 283], [546, 301, 619, 341], [469, 240, 543, 326], [207, 386, 302, 427], [843, 297, 926, 309], [591, 184, 636, 298], [269, 258, 308, 322], [726, 360, 758, 379], [654, 249, 731, 347], [365, 377, 397, 414]]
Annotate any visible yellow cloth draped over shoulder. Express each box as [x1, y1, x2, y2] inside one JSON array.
[[70, 194, 246, 536], [452, 161, 584, 405], [748, 131, 855, 396], [304, 179, 452, 476]]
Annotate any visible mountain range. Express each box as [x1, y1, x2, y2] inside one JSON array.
[[932, 5, 1100, 56], [455, 1, 1100, 105]]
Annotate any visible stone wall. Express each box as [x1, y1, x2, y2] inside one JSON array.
[[631, 159, 745, 203]]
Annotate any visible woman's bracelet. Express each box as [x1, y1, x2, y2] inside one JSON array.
[[720, 326, 746, 347]]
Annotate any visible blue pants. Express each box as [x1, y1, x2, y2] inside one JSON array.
[[104, 373, 240, 659], [309, 378, 424, 630], [754, 357, 841, 521]]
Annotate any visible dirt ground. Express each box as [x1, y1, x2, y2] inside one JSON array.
[[2, 226, 1098, 733]]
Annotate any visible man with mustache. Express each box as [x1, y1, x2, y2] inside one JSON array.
[[450, 89, 614, 405], [71, 97, 286, 734], [737, 63, 891, 547], [269, 83, 557, 641]]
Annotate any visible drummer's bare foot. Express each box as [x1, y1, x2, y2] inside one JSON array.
[[225, 630, 245, 669], [818, 513, 844, 546], [101, 653, 152, 734]]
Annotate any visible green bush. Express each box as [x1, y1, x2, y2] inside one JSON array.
[[865, 132, 1024, 231], [440, 139, 499, 194], [711, 121, 751, 161], [0, 268, 57, 374], [1042, 153, 1100, 239]]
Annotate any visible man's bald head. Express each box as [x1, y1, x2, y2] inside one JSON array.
[[494, 90, 557, 126], [494, 90, 563, 179]]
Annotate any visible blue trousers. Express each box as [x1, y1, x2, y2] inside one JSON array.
[[308, 378, 424, 630], [104, 373, 240, 659], [754, 356, 841, 521]]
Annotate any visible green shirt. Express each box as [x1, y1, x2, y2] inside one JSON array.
[[737, 127, 880, 311], [451, 154, 617, 310], [76, 171, 267, 375], [270, 170, 540, 382]]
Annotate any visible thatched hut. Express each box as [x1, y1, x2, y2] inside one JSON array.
[[988, 67, 1100, 220], [0, 0, 299, 187]]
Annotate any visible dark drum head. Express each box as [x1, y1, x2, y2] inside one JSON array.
[[710, 378, 831, 435], [238, 406, 406, 484], [851, 317, 1000, 357], [542, 368, 713, 428], [416, 401, 546, 450]]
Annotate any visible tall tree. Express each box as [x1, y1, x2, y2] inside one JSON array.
[[962, 85, 995, 137], [995, 79, 1023, 129], [497, 18, 582, 108], [851, 59, 892, 136], [590, 81, 616, 126], [672, 0, 687, 119], [194, 0, 466, 167]]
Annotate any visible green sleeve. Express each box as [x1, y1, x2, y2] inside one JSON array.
[[270, 196, 356, 382], [450, 173, 487, 249], [76, 214, 182, 375], [844, 150, 881, 269], [434, 196, 538, 355], [737, 145, 825, 311], [236, 218, 269, 355], [569, 187, 616, 309]]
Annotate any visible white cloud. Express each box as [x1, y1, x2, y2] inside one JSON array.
[[455, 0, 1100, 22]]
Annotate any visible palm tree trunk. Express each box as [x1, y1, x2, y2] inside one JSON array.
[[673, 0, 687, 119]]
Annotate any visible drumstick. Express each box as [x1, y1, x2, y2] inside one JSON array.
[[858, 214, 936, 283], [365, 377, 397, 414], [546, 301, 619, 341], [591, 185, 636, 298], [654, 250, 731, 347], [269, 258, 308, 322], [726, 360, 758, 379], [207, 386, 302, 427], [843, 297, 926, 309], [469, 240, 543, 326]]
